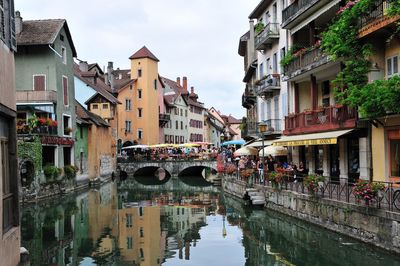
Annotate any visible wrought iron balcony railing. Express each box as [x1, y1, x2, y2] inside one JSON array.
[[255, 23, 280, 50]]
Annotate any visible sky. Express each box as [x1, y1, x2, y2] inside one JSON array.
[[15, 0, 260, 119]]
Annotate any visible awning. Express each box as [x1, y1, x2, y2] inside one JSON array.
[[245, 139, 274, 148], [272, 129, 353, 147]]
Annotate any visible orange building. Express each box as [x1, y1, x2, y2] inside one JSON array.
[[111, 46, 161, 147]]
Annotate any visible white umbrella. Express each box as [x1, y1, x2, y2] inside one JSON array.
[[234, 146, 258, 157], [121, 144, 149, 150], [259, 145, 288, 157]]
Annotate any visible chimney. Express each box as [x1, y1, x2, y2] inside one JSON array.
[[107, 61, 114, 91], [104, 73, 109, 85], [15, 11, 23, 35], [190, 86, 194, 94], [176, 77, 181, 86], [79, 61, 88, 72], [183, 76, 188, 93]]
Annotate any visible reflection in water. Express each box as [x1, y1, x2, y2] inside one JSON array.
[[21, 178, 400, 266]]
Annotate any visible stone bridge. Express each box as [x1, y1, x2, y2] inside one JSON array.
[[117, 159, 218, 178]]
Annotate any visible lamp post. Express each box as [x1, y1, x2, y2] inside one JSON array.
[[258, 121, 267, 172]]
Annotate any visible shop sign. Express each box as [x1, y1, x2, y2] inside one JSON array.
[[274, 138, 337, 147], [41, 136, 74, 146]]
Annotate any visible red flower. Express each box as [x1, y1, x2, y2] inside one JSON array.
[[38, 118, 46, 125]]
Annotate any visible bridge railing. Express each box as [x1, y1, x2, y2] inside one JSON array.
[[117, 153, 218, 163]]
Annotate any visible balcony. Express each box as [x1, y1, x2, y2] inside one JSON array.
[[358, 0, 400, 38], [255, 23, 280, 51], [242, 92, 257, 109], [284, 47, 330, 80], [241, 121, 258, 138], [264, 119, 282, 134], [256, 74, 280, 97], [282, 0, 335, 29], [16, 90, 58, 103], [159, 113, 170, 127], [284, 105, 357, 135]]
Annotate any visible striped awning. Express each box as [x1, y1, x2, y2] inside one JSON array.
[[272, 129, 353, 147]]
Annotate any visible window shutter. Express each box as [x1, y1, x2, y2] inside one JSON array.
[[0, 0, 5, 41], [33, 75, 45, 91], [9, 0, 16, 51], [63, 76, 69, 106]]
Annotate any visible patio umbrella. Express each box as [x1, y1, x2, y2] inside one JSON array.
[[234, 146, 258, 157], [121, 144, 149, 150], [178, 143, 201, 147], [221, 139, 245, 146], [259, 145, 288, 157]]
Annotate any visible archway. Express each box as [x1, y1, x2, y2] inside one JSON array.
[[20, 160, 35, 188]]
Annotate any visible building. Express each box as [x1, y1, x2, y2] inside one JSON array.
[[111, 46, 161, 147], [359, 2, 400, 183], [15, 13, 77, 171], [74, 60, 120, 169], [269, 1, 367, 182], [161, 76, 189, 144], [75, 101, 114, 180], [208, 107, 241, 142], [0, 1, 20, 265], [204, 110, 225, 147]]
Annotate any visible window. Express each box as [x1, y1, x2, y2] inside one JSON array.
[[126, 214, 133, 227], [61, 46, 67, 64], [63, 76, 68, 106], [175, 136, 179, 143], [63, 115, 71, 136], [176, 121, 178, 129], [0, 1, 4, 40], [60, 34, 64, 41], [180, 109, 183, 116], [140, 248, 144, 258], [33, 75, 46, 91], [165, 135, 169, 143], [138, 69, 142, 78], [140, 227, 144, 237], [92, 104, 98, 109], [127, 237, 133, 249], [180, 136, 184, 143], [138, 129, 143, 139], [139, 206, 144, 216], [138, 89, 142, 99], [273, 53, 278, 73], [138, 108, 142, 118], [266, 58, 271, 75], [125, 99, 131, 111], [125, 120, 131, 133], [180, 121, 183, 130], [102, 104, 108, 109], [1, 127, 15, 232], [259, 62, 264, 79], [129, 84, 132, 90], [185, 110, 188, 117], [387, 56, 399, 77], [154, 79, 157, 90], [280, 47, 286, 72], [322, 80, 330, 107]]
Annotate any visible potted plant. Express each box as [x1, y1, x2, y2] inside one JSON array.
[[353, 180, 385, 206], [64, 127, 73, 135], [268, 171, 282, 190], [255, 21, 265, 34], [304, 174, 325, 196]]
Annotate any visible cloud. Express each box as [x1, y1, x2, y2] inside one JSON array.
[[15, 0, 259, 118]]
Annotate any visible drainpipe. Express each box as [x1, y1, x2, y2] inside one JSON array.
[[48, 44, 62, 58]]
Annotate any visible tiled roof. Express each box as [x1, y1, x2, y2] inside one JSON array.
[[164, 95, 176, 106], [113, 69, 131, 80], [113, 78, 135, 92], [129, 46, 159, 62], [17, 19, 77, 57], [74, 63, 120, 105], [75, 100, 109, 127], [227, 115, 241, 124]]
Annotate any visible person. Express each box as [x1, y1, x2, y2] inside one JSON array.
[[267, 155, 275, 172], [257, 159, 264, 184]]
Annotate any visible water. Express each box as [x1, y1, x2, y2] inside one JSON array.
[[21, 177, 400, 266]]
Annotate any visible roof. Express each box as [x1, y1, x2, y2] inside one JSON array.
[[113, 78, 136, 92], [223, 115, 241, 124], [88, 63, 104, 75], [113, 69, 131, 80], [129, 46, 159, 62], [238, 31, 250, 56], [161, 76, 188, 105], [243, 60, 258, 82], [75, 100, 109, 127], [73, 63, 121, 105], [249, 0, 274, 19], [17, 19, 77, 57]]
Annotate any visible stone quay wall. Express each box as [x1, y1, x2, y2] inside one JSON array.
[[222, 176, 400, 254]]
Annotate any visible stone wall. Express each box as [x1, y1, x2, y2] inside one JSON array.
[[223, 177, 400, 254]]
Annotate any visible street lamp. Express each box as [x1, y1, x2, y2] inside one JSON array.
[[258, 121, 267, 171]]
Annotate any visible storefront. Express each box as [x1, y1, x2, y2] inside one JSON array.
[[273, 129, 368, 182]]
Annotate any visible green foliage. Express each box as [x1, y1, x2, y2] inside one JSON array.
[[304, 174, 325, 194], [280, 44, 302, 67], [18, 136, 42, 174], [64, 165, 78, 179], [255, 22, 264, 34], [43, 165, 61, 182], [320, 0, 400, 118]]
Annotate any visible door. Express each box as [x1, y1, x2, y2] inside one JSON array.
[[389, 130, 400, 182], [330, 144, 340, 181]]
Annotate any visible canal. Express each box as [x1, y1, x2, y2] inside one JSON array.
[[21, 176, 400, 266]]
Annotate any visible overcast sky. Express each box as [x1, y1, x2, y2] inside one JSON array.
[[15, 0, 259, 118]]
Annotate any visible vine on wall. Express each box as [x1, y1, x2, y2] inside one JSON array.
[[18, 136, 42, 174], [320, 0, 400, 118]]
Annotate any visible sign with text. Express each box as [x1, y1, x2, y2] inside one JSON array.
[[274, 138, 337, 147], [41, 136, 74, 146]]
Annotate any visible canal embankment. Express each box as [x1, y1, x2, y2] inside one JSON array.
[[222, 175, 400, 254]]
